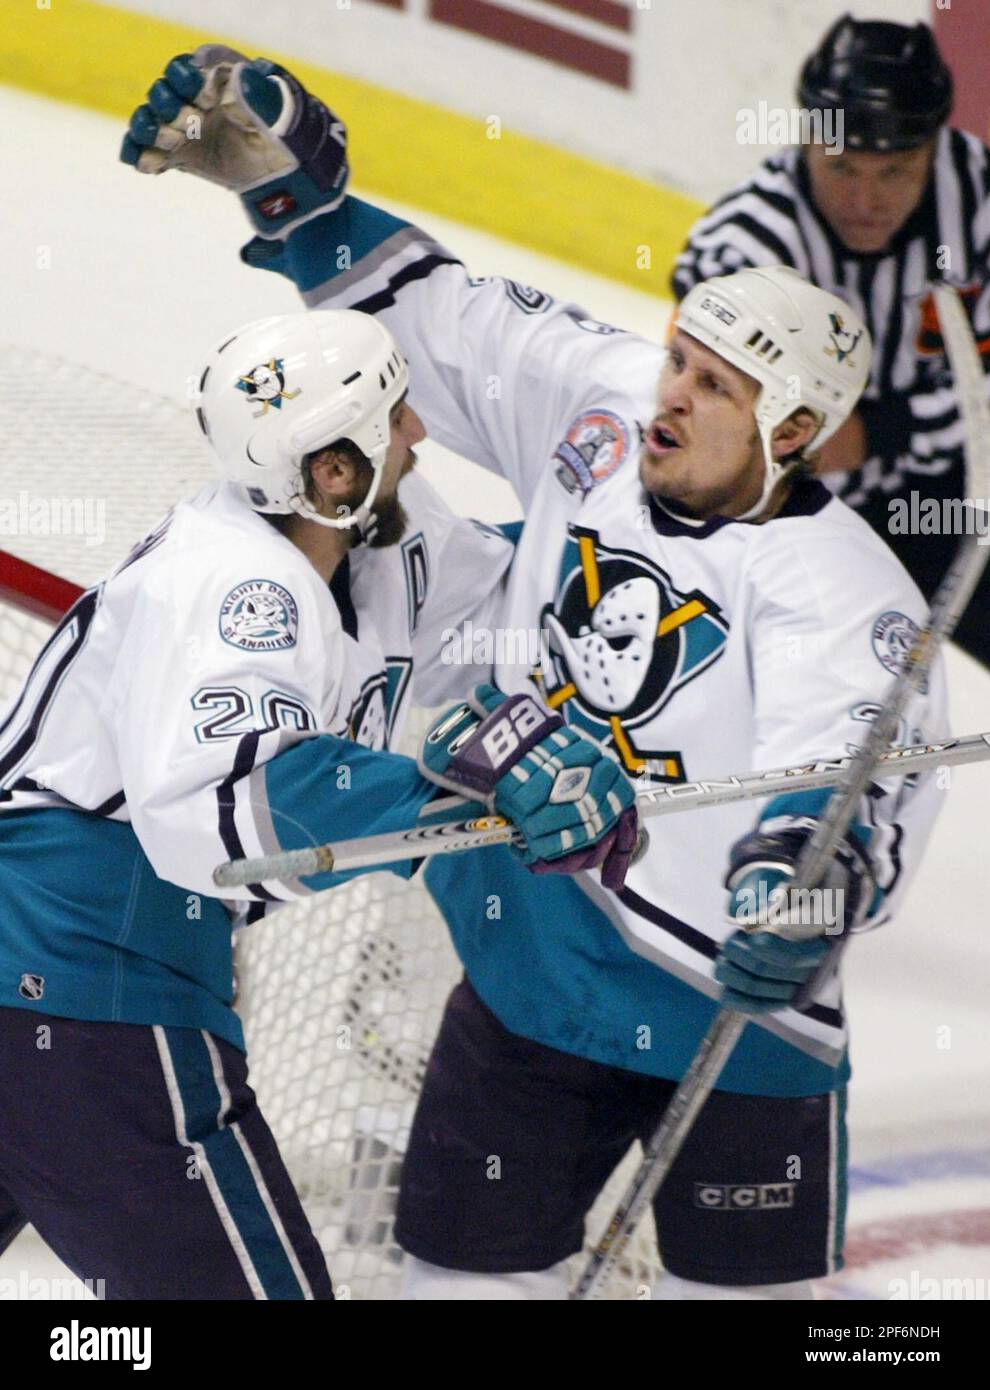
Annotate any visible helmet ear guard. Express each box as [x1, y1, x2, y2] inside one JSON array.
[[675, 266, 872, 519], [194, 310, 409, 532], [280, 397, 382, 533], [283, 400, 367, 463]]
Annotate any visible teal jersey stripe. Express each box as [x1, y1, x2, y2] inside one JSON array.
[[242, 198, 410, 293], [832, 1085, 849, 1272], [263, 735, 438, 891], [0, 809, 243, 1048], [425, 845, 850, 1097], [494, 520, 524, 547], [761, 789, 873, 849], [0, 736, 441, 1045]]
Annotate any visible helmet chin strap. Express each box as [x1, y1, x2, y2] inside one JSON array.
[[733, 417, 786, 523], [348, 454, 385, 545], [734, 397, 823, 523], [351, 504, 379, 547]]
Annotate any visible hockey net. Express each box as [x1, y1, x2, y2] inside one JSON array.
[[0, 346, 661, 1299]]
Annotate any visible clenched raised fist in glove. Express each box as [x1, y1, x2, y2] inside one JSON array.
[[120, 45, 347, 240], [420, 684, 641, 892]]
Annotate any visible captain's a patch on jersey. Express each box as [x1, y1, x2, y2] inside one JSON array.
[[554, 410, 630, 496], [219, 580, 299, 652]]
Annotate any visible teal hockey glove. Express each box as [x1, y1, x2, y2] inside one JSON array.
[[120, 44, 348, 239], [419, 683, 639, 890], [715, 824, 877, 1014]]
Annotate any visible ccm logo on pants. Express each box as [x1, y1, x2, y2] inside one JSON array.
[[693, 1183, 796, 1210]]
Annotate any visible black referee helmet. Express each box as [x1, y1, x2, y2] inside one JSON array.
[[798, 15, 953, 152]]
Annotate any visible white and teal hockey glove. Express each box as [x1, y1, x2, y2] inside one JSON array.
[[120, 45, 348, 240], [419, 684, 639, 890], [715, 824, 878, 1015]]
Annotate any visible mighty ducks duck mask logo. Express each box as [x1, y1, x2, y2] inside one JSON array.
[[543, 531, 728, 731], [825, 312, 863, 366], [236, 358, 301, 418]]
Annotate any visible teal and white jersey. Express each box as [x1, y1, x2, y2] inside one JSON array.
[[0, 471, 509, 900], [0, 468, 511, 1041], [248, 196, 949, 1093]]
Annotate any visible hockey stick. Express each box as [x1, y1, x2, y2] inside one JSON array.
[[570, 283, 990, 1299], [211, 727, 990, 887]]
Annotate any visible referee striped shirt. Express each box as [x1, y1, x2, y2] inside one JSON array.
[[671, 127, 990, 513]]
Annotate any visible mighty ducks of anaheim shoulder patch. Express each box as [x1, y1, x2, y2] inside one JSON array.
[[871, 610, 927, 693], [554, 409, 631, 496], [219, 580, 299, 652]]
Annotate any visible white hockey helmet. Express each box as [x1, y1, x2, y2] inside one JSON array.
[[675, 266, 872, 518], [194, 309, 409, 531]]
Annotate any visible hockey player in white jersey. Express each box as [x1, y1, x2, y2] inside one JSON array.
[[0, 303, 637, 1299], [122, 49, 948, 1299], [673, 17, 990, 670]]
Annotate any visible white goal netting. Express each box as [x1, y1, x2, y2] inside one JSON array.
[[0, 346, 661, 1298]]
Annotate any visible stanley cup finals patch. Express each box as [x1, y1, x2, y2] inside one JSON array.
[[554, 410, 630, 496]]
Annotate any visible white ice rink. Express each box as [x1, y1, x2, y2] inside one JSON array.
[[0, 85, 987, 1300]]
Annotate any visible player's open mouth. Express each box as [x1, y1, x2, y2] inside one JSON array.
[[646, 423, 682, 456]]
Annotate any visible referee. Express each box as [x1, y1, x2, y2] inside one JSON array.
[[672, 15, 990, 667]]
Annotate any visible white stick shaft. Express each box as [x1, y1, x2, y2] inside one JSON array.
[[632, 729, 987, 818], [212, 814, 519, 888], [571, 1010, 747, 1300], [212, 729, 990, 887]]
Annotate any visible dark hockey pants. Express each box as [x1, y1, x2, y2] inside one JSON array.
[[0, 1007, 333, 1300]]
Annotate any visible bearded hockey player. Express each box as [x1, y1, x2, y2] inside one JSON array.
[[673, 16, 990, 669], [122, 48, 947, 1300], [0, 303, 636, 1299]]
